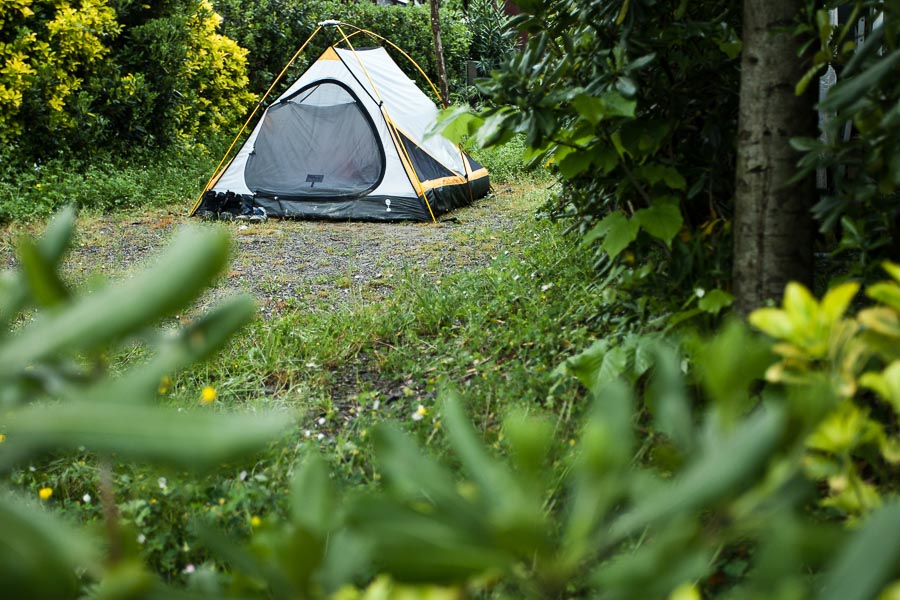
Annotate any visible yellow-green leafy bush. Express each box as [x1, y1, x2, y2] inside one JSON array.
[[0, 0, 120, 144], [750, 264, 900, 517]]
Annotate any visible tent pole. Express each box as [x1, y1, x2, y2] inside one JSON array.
[[190, 25, 324, 215], [335, 25, 438, 223]]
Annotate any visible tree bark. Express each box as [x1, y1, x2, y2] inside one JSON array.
[[733, 0, 817, 314], [429, 0, 450, 106]]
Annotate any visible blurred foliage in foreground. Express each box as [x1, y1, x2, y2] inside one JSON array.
[[5, 212, 900, 598]]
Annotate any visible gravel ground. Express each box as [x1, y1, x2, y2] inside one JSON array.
[[1, 184, 538, 317]]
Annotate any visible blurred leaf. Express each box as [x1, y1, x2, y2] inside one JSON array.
[[73, 295, 256, 407], [346, 496, 511, 584], [1, 206, 75, 323], [0, 490, 100, 600], [609, 404, 786, 541], [0, 226, 231, 378], [2, 401, 288, 471], [290, 453, 335, 535], [16, 237, 70, 309], [442, 391, 548, 552], [820, 48, 900, 112], [503, 410, 553, 480], [646, 343, 694, 453], [692, 319, 774, 426], [820, 502, 900, 600]]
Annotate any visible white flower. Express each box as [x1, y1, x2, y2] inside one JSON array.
[[82, 494, 91, 503], [372, 400, 381, 411], [304, 429, 312, 438], [541, 283, 554, 292], [412, 405, 428, 421], [239, 470, 248, 481], [158, 477, 167, 490], [183, 564, 195, 574], [316, 433, 325, 441], [317, 417, 326, 425], [695, 288, 706, 298], [137, 533, 146, 544]]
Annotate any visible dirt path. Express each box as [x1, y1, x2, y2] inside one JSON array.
[[2, 183, 539, 317]]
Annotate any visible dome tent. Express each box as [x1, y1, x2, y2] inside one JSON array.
[[192, 22, 489, 222]]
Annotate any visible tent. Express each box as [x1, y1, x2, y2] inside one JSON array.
[[192, 29, 490, 222]]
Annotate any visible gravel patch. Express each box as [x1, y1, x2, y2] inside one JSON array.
[[1, 184, 538, 318]]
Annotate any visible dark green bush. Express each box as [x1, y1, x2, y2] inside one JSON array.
[[214, 0, 472, 101]]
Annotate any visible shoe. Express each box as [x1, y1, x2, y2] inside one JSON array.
[[248, 207, 267, 222], [235, 201, 254, 221]]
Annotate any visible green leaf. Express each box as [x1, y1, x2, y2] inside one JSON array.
[[634, 201, 683, 246], [558, 150, 594, 179], [0, 490, 101, 600], [475, 111, 515, 147], [600, 91, 637, 118], [868, 282, 900, 312], [583, 211, 639, 258], [442, 391, 547, 552], [290, 453, 336, 535], [748, 308, 793, 339], [16, 237, 70, 309], [2, 401, 289, 471], [609, 404, 786, 541], [820, 282, 859, 323], [820, 502, 900, 600], [692, 319, 774, 425], [646, 343, 694, 453], [820, 48, 900, 112], [436, 106, 484, 143], [0, 226, 231, 378], [572, 94, 605, 125], [372, 425, 484, 528], [698, 289, 735, 315], [783, 282, 818, 321], [1, 207, 75, 323]]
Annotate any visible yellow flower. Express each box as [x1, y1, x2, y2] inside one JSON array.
[[38, 487, 52, 501], [200, 386, 217, 404], [158, 376, 172, 394], [0, 433, 6, 443], [250, 515, 261, 527]]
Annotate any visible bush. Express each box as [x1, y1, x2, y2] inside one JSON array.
[[0, 146, 220, 223], [0, 0, 253, 164], [214, 0, 471, 101]]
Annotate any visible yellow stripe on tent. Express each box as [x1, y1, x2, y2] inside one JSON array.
[[420, 168, 489, 192], [318, 46, 341, 61]]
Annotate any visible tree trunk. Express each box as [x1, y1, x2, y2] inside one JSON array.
[[429, 0, 450, 106], [733, 0, 817, 314]]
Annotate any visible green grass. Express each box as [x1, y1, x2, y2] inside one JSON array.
[[0, 146, 218, 224]]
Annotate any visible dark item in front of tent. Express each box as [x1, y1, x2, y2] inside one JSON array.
[[192, 34, 489, 223]]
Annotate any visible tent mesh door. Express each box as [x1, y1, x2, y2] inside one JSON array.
[[246, 81, 384, 199]]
